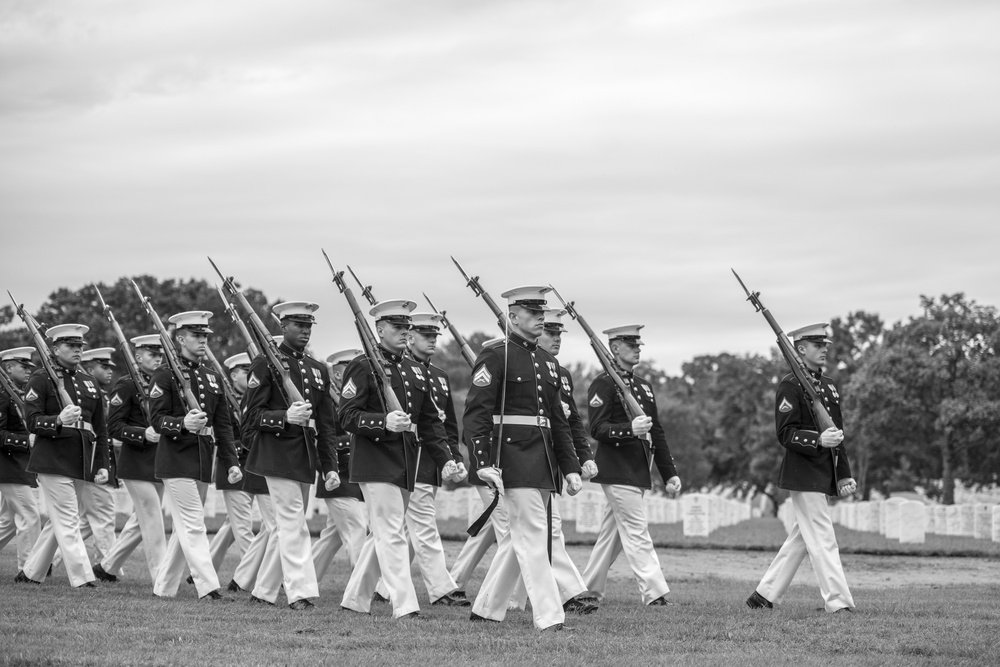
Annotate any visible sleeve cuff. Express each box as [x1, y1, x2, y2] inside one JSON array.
[[790, 430, 819, 450], [2, 433, 30, 450], [469, 435, 492, 470], [34, 415, 61, 437], [607, 424, 633, 440], [258, 410, 288, 433], [356, 412, 387, 437], [121, 425, 147, 445], [160, 416, 184, 437]]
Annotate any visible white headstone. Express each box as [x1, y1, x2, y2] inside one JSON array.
[[575, 489, 606, 533], [682, 493, 711, 537], [884, 498, 905, 540], [960, 505, 976, 536], [993, 506, 1000, 543], [945, 505, 962, 536], [974, 504, 992, 541], [560, 488, 577, 522], [665, 499, 680, 524], [898, 501, 926, 544], [934, 505, 947, 535]]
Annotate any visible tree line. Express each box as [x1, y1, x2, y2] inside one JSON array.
[[3, 279, 996, 504]]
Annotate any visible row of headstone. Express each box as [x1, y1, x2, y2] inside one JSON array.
[[824, 496, 1000, 544]]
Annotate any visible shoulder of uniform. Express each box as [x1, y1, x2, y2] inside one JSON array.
[[778, 372, 796, 385], [535, 348, 558, 364], [427, 362, 449, 378], [75, 370, 97, 382], [482, 338, 504, 350], [589, 372, 612, 388]]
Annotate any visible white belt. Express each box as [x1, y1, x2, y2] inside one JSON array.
[[197, 426, 215, 438], [69, 421, 94, 434], [493, 415, 550, 428]]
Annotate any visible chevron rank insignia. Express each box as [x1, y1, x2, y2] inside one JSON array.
[[110, 393, 123, 407], [589, 394, 603, 407], [149, 383, 164, 399], [342, 378, 357, 399], [472, 365, 492, 387], [247, 373, 260, 389], [24, 388, 38, 402], [778, 397, 793, 413]]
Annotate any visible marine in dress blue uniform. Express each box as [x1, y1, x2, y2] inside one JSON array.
[[747, 323, 857, 613], [339, 299, 462, 619], [0, 348, 41, 573], [19, 324, 111, 588], [465, 287, 584, 631], [148, 311, 241, 600], [97, 335, 167, 583], [581, 324, 681, 606], [242, 301, 339, 609], [312, 349, 368, 586]]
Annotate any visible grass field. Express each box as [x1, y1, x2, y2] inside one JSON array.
[[2, 518, 999, 667]]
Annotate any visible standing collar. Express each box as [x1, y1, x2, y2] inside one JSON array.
[[507, 331, 537, 351]]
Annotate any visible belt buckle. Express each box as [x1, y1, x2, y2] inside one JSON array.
[[537, 416, 547, 428]]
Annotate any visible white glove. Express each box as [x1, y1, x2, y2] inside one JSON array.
[[581, 460, 599, 481], [631, 416, 653, 437], [452, 461, 468, 483], [324, 470, 341, 491], [144, 426, 161, 443], [183, 409, 208, 433], [286, 401, 313, 426], [385, 410, 412, 433], [665, 476, 682, 494], [820, 427, 844, 449], [58, 405, 82, 426], [442, 460, 467, 483], [228, 466, 243, 485], [838, 478, 857, 497], [94, 468, 109, 485], [561, 401, 571, 418], [477, 466, 504, 496], [566, 472, 583, 496]]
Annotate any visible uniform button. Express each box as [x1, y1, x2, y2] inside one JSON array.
[[536, 374, 541, 379], [200, 393, 205, 398], [404, 381, 409, 386], [516, 377, 521, 381], [506, 438, 511, 443], [534, 363, 539, 368], [537, 385, 542, 390]]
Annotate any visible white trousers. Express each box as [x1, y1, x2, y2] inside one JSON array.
[[100, 480, 166, 582], [0, 483, 42, 570], [582, 484, 669, 604], [154, 478, 218, 598], [471, 488, 564, 630], [756, 491, 856, 612], [376, 483, 457, 602], [313, 497, 368, 582], [251, 478, 317, 604], [209, 490, 254, 571], [341, 482, 418, 618], [81, 482, 117, 570], [22, 475, 95, 587], [233, 494, 274, 590], [449, 485, 509, 591], [510, 494, 587, 608]]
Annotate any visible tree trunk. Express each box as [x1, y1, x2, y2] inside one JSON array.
[[941, 432, 954, 505]]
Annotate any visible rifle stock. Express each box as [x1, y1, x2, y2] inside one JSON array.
[[731, 269, 836, 433], [7, 291, 76, 415], [94, 285, 152, 424]]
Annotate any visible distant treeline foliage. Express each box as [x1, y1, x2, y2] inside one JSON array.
[[4, 280, 997, 504]]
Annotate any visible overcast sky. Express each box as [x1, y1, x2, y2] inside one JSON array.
[[2, 0, 998, 374]]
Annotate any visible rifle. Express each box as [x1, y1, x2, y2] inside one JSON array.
[[129, 280, 210, 436], [549, 286, 654, 464], [204, 346, 242, 421], [208, 258, 307, 414], [321, 251, 405, 417], [0, 364, 26, 422], [423, 293, 477, 368], [7, 292, 78, 422], [450, 257, 506, 334], [731, 269, 836, 434], [94, 285, 152, 423], [214, 284, 261, 358]]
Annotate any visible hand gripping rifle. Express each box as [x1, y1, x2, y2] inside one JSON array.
[[731, 269, 836, 434], [94, 285, 152, 423], [451, 257, 507, 334], [549, 285, 654, 469], [423, 293, 476, 368], [129, 280, 211, 437], [321, 251, 405, 417], [214, 284, 261, 359], [7, 291, 78, 423], [208, 258, 307, 414]]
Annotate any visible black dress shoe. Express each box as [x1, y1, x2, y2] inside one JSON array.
[[576, 595, 598, 604], [289, 599, 315, 611], [372, 592, 390, 604], [202, 589, 234, 602], [250, 595, 275, 606], [451, 590, 468, 601], [648, 596, 675, 606], [541, 623, 575, 632], [470, 612, 499, 623], [563, 597, 599, 615], [78, 582, 97, 589], [93, 564, 118, 583], [47, 564, 53, 577], [185, 575, 194, 585], [15, 571, 40, 585], [433, 592, 472, 607], [746, 591, 773, 609], [341, 606, 370, 616], [399, 611, 420, 619], [227, 579, 243, 593]]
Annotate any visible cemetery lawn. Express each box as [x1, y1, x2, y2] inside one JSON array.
[[3, 526, 999, 667]]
